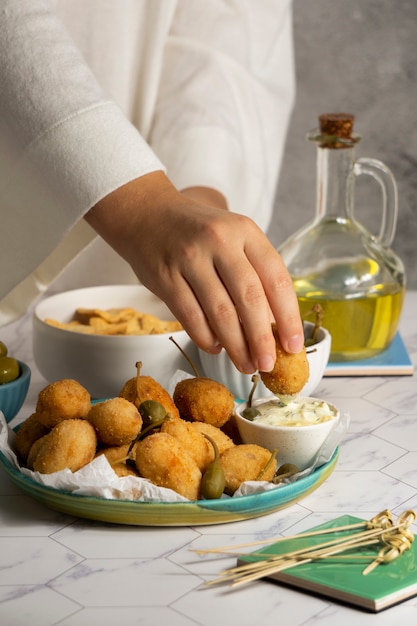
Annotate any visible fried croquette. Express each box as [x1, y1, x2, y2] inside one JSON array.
[[87, 397, 142, 446], [173, 377, 234, 428], [189, 422, 235, 455], [135, 432, 202, 500], [119, 374, 180, 420], [220, 444, 277, 494], [160, 416, 213, 472], [97, 444, 139, 477], [260, 323, 309, 396], [27, 419, 97, 474], [26, 436, 46, 470], [36, 379, 91, 428], [14, 413, 50, 462]]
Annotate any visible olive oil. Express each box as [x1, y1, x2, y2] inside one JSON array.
[[296, 280, 405, 361]]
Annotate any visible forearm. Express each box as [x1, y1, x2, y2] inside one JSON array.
[[84, 172, 176, 266]]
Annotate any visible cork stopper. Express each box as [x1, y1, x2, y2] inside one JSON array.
[[313, 113, 359, 148], [319, 113, 354, 139]]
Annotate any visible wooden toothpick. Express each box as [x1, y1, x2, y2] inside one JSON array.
[[201, 509, 416, 588]]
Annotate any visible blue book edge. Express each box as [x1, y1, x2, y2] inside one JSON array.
[[325, 333, 414, 377]]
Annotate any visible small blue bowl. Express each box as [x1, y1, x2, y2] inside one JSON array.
[[0, 361, 31, 423]]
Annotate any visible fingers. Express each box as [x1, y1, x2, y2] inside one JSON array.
[[245, 235, 305, 355], [209, 231, 304, 372], [162, 217, 304, 375]]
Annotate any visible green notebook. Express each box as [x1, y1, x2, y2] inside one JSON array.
[[238, 515, 417, 612]]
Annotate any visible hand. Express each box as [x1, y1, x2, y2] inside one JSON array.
[[85, 172, 304, 374]]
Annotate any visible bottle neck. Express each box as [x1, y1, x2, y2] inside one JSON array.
[[315, 145, 355, 220]]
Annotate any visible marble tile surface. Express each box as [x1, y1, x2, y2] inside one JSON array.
[[0, 292, 416, 625]]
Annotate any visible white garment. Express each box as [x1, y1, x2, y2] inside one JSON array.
[[0, 0, 295, 324]]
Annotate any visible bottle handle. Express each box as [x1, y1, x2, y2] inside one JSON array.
[[354, 157, 398, 247]]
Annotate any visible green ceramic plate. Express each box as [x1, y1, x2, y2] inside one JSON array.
[[0, 448, 338, 526]]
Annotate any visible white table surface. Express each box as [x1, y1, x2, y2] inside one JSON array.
[[0, 292, 416, 626]]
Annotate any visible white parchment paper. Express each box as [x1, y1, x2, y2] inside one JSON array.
[[0, 407, 349, 502]]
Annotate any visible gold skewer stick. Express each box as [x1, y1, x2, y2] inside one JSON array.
[[205, 512, 416, 588], [208, 537, 381, 588], [206, 523, 398, 572], [193, 509, 394, 556], [362, 524, 415, 575], [206, 534, 382, 587]]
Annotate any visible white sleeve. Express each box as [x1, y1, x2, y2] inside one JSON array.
[[0, 0, 164, 307], [150, 0, 295, 230]]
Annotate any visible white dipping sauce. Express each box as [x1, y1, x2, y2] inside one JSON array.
[[253, 397, 336, 427]]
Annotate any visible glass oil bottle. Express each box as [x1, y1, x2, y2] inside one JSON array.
[[278, 113, 405, 362]]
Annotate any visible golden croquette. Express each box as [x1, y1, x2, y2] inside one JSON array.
[[220, 444, 277, 494], [87, 397, 142, 446], [135, 432, 201, 500], [36, 379, 91, 428], [28, 419, 97, 474], [173, 377, 234, 427], [260, 323, 309, 396], [14, 413, 50, 462]]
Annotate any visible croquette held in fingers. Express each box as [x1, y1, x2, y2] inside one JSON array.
[[36, 379, 91, 428], [260, 323, 309, 396]]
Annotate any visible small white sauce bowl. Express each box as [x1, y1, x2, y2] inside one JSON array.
[[234, 396, 339, 471]]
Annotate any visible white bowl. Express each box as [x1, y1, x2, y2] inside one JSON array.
[[198, 322, 331, 401], [33, 285, 193, 398], [234, 396, 339, 471]]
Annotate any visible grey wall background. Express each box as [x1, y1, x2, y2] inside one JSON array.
[[269, 0, 417, 289]]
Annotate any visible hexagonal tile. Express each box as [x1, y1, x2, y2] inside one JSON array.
[[0, 585, 79, 626], [365, 379, 417, 414], [49, 558, 198, 606], [53, 521, 198, 559], [337, 432, 406, 471], [57, 606, 198, 626], [374, 414, 417, 451], [382, 452, 417, 488], [331, 397, 394, 433], [0, 537, 83, 584], [172, 576, 328, 626], [300, 470, 415, 513]]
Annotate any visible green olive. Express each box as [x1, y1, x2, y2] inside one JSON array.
[[200, 434, 226, 500], [276, 463, 300, 477], [0, 356, 20, 384], [139, 400, 166, 426], [241, 407, 260, 421], [0, 341, 8, 357], [201, 460, 226, 500]]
